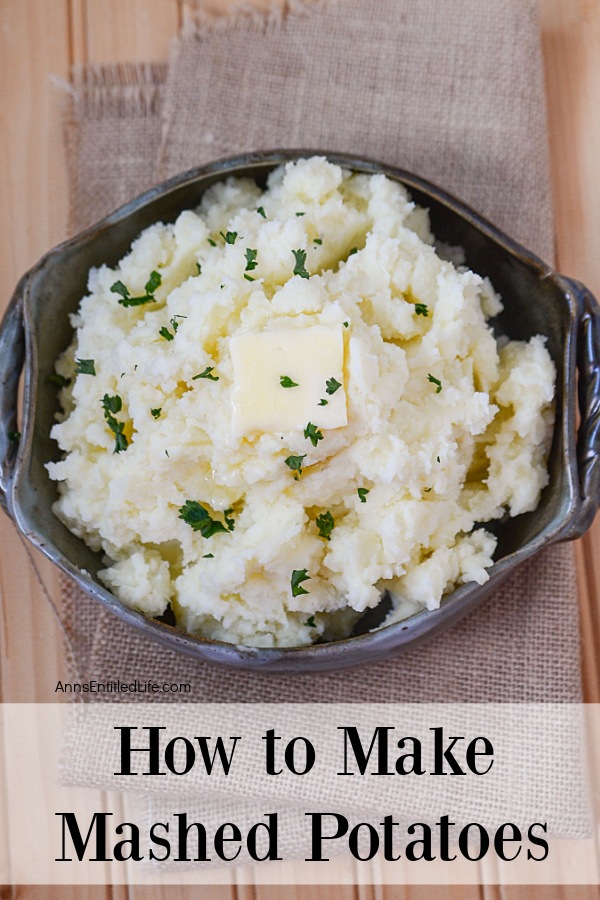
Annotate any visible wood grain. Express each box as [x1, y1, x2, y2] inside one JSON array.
[[540, 0, 600, 705], [1, 0, 599, 896], [0, 0, 72, 705]]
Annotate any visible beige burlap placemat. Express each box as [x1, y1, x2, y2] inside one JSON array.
[[60, 0, 582, 703]]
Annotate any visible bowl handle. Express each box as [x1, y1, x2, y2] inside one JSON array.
[[560, 278, 600, 541], [0, 276, 27, 519]]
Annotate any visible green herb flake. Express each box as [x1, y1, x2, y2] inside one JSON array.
[[304, 422, 323, 446], [101, 393, 128, 453], [284, 454, 306, 479], [178, 500, 235, 538], [428, 373, 442, 393], [257, 206, 266, 218], [295, 211, 305, 217], [357, 487, 369, 503], [314, 238, 322, 245], [325, 377, 342, 395], [245, 248, 258, 271], [117, 293, 156, 308], [437, 456, 441, 463], [348, 247, 358, 257], [318, 398, 328, 406], [159, 326, 174, 341], [305, 615, 316, 628], [343, 321, 349, 328], [101, 394, 122, 415], [292, 248, 310, 279], [280, 375, 299, 388], [145, 270, 162, 294], [47, 373, 71, 388], [7, 430, 21, 443], [111, 270, 160, 307], [202, 553, 214, 559], [291, 568, 311, 597], [414, 303, 429, 317], [75, 358, 96, 376], [151, 408, 162, 419], [110, 280, 129, 301], [196, 262, 202, 275], [192, 367, 219, 382], [316, 511, 335, 540], [244, 274, 255, 282], [424, 487, 432, 493], [220, 230, 238, 245], [208, 238, 217, 247], [113, 431, 128, 453]]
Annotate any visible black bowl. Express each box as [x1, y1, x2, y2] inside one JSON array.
[[1, 150, 599, 671]]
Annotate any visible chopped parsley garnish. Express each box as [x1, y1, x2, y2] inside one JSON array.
[[428, 373, 442, 393], [178, 500, 235, 538], [295, 211, 305, 217], [292, 249, 310, 279], [196, 262, 202, 275], [437, 456, 441, 463], [7, 430, 20, 443], [348, 247, 358, 256], [220, 230, 238, 245], [192, 367, 219, 381], [357, 487, 369, 503], [284, 454, 306, 479], [325, 377, 342, 395], [305, 615, 316, 628], [280, 375, 299, 388], [414, 303, 429, 317], [75, 358, 96, 376], [111, 271, 161, 307], [208, 238, 217, 247], [202, 553, 214, 558], [314, 238, 322, 245], [245, 248, 258, 271], [343, 321, 349, 328], [244, 274, 255, 282], [110, 280, 129, 300], [159, 326, 174, 341], [257, 206, 266, 218], [47, 373, 71, 388], [424, 487, 432, 493], [145, 270, 161, 294], [304, 422, 323, 446], [151, 408, 162, 419], [101, 393, 128, 453], [291, 568, 310, 597], [318, 398, 328, 406], [101, 394, 122, 415], [316, 511, 335, 540]]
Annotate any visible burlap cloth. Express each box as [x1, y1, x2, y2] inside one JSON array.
[[60, 0, 582, 704]]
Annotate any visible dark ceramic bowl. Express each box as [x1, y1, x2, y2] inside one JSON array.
[[1, 150, 599, 671]]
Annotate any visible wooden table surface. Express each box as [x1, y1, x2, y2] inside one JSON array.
[[1, 0, 599, 896]]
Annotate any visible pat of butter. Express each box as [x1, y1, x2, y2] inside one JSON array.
[[230, 325, 347, 436]]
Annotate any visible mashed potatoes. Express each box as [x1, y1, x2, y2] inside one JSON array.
[[47, 157, 555, 647]]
